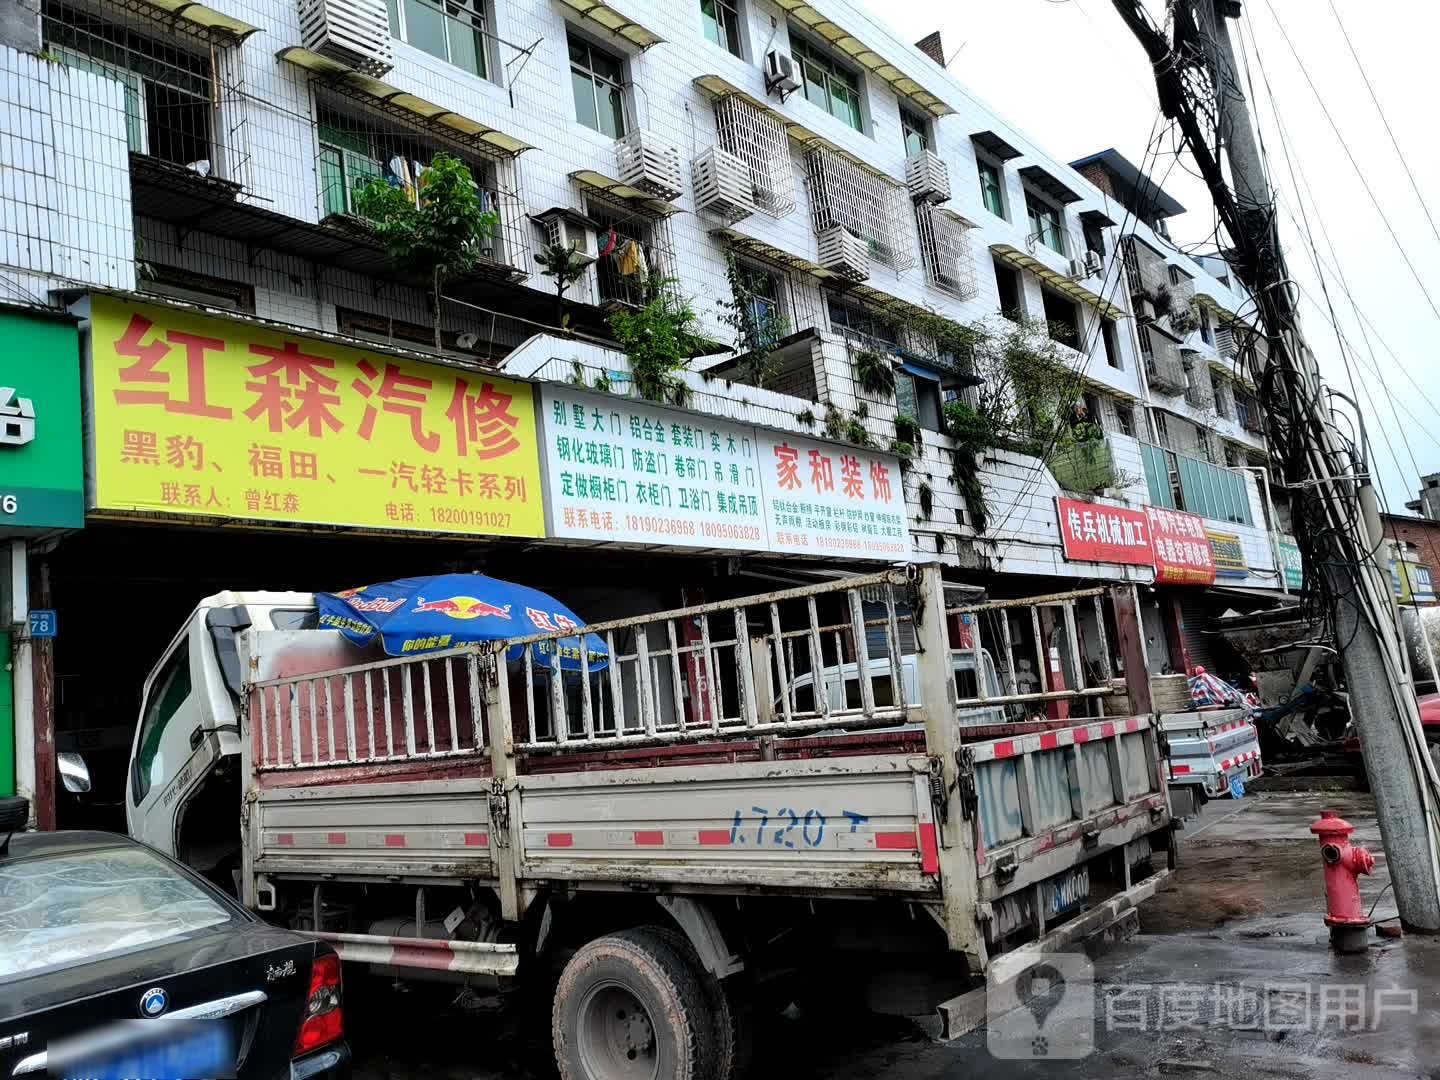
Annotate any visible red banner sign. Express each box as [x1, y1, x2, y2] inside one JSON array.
[[1056, 498, 1153, 566], [1146, 506, 1216, 585]]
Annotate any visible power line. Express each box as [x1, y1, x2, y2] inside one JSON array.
[[1255, 0, 1440, 332], [1324, 0, 1440, 258]]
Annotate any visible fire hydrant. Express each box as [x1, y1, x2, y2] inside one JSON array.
[[1311, 810, 1375, 953]]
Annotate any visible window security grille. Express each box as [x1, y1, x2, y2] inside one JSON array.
[[713, 95, 796, 217], [806, 148, 914, 273], [1142, 328, 1188, 395], [915, 203, 976, 300], [1122, 236, 1170, 296]]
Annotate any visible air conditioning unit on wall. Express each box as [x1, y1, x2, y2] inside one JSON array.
[[540, 215, 597, 265], [904, 150, 951, 204], [692, 147, 756, 222], [616, 130, 684, 203], [298, 0, 394, 76], [817, 226, 870, 282], [765, 49, 801, 95]]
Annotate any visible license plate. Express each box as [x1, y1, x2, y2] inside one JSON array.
[[1045, 865, 1091, 915], [49, 1019, 236, 1080]]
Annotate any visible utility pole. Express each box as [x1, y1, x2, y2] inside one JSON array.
[[1107, 0, 1440, 930]]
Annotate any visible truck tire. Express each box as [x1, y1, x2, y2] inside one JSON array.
[[648, 926, 752, 1080], [0, 796, 27, 835], [553, 927, 717, 1080]]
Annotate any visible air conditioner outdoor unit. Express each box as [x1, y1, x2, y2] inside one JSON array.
[[1084, 249, 1104, 276], [817, 226, 870, 282], [692, 147, 756, 222], [544, 216, 597, 265], [617, 130, 684, 203], [1068, 258, 1088, 280], [298, 0, 394, 76], [764, 49, 801, 94], [904, 150, 951, 204]]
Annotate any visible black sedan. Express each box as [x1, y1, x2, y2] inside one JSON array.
[[0, 797, 348, 1079]]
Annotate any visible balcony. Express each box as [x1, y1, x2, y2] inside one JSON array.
[[1142, 327, 1187, 395], [1140, 442, 1254, 526], [1050, 438, 1118, 495], [806, 148, 915, 273], [1122, 235, 1170, 299]]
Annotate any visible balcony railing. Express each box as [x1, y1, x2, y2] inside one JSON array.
[[806, 148, 915, 273], [1142, 329, 1187, 395], [1122, 235, 1170, 297], [1050, 438, 1117, 495], [1140, 442, 1253, 526]]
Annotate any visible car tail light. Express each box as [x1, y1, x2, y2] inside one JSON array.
[[293, 952, 343, 1055]]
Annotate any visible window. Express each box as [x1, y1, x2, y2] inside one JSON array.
[[827, 295, 899, 349], [1026, 192, 1065, 254], [735, 263, 783, 328], [900, 107, 930, 157], [1116, 403, 1136, 437], [977, 157, 1006, 219], [792, 34, 863, 132], [896, 366, 944, 431], [385, 0, 488, 77], [589, 203, 668, 306], [569, 34, 627, 137], [132, 646, 191, 805], [141, 266, 255, 313], [1101, 318, 1121, 369], [700, 0, 742, 57], [1211, 372, 1230, 417], [1224, 443, 1243, 468], [1082, 218, 1107, 258], [1199, 305, 1214, 345], [1041, 287, 1080, 348], [46, 4, 211, 168], [1081, 391, 1103, 430], [0, 846, 234, 980], [993, 259, 1023, 321]]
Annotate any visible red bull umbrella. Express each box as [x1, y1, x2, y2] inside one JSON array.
[[316, 573, 608, 670]]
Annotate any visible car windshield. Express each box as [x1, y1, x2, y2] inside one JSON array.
[[0, 846, 235, 978]]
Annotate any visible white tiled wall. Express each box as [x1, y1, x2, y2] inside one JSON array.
[[0, 0, 1277, 589]]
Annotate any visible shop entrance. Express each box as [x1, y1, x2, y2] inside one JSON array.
[[40, 521, 731, 831]]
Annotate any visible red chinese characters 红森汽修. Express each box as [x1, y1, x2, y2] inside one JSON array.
[[353, 360, 441, 452], [243, 342, 343, 438], [113, 314, 231, 419], [447, 379, 521, 460]]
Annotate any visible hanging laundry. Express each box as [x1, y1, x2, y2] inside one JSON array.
[[615, 238, 643, 277], [597, 228, 618, 258]]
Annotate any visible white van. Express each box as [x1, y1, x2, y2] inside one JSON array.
[[784, 649, 1008, 727]]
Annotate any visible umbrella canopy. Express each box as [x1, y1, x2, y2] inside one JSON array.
[[317, 573, 608, 671]]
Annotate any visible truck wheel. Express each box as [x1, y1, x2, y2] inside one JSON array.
[[648, 926, 751, 1080], [0, 797, 27, 835], [553, 927, 716, 1080]]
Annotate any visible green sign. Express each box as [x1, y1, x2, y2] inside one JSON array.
[[1279, 536, 1304, 591], [0, 306, 83, 531]]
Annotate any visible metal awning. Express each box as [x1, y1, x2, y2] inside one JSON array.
[[1079, 208, 1118, 229], [971, 130, 1022, 161], [555, 0, 664, 50], [569, 170, 682, 217], [1193, 291, 1253, 329], [277, 48, 534, 156], [990, 243, 1127, 320], [710, 228, 842, 280], [693, 74, 904, 185], [138, 0, 260, 42], [771, 0, 954, 117], [1018, 164, 1082, 205], [1080, 371, 1139, 401]]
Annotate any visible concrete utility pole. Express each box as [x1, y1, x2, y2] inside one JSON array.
[[1107, 0, 1440, 930]]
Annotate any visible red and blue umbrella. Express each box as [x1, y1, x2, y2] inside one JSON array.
[[317, 573, 608, 671]]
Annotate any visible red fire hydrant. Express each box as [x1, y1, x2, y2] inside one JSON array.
[[1311, 810, 1375, 953]]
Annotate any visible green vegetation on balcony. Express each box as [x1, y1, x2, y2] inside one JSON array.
[[1050, 437, 1117, 494]]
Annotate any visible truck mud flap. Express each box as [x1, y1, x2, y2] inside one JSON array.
[[934, 868, 1171, 1041]]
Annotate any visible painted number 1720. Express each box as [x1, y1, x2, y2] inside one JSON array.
[[728, 807, 870, 849]]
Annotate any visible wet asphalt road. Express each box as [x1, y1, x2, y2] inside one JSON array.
[[349, 792, 1440, 1078]]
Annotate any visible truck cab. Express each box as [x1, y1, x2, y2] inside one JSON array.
[[126, 592, 316, 885]]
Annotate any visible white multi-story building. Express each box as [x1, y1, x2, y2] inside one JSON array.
[[0, 0, 1294, 815]]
